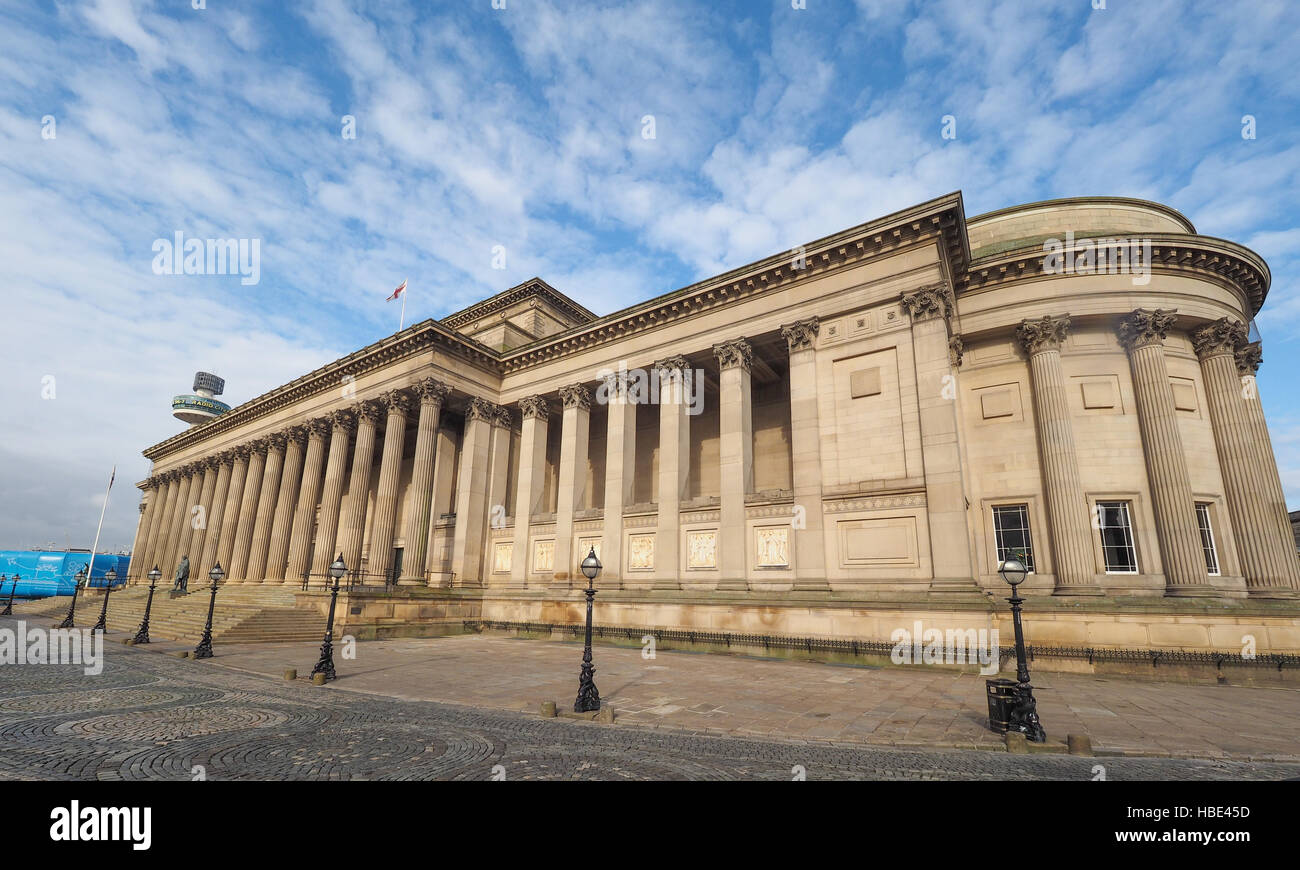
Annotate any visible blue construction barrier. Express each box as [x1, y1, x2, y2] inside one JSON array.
[[0, 551, 131, 600]]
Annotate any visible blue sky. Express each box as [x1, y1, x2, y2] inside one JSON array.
[[2, 0, 1298, 551]]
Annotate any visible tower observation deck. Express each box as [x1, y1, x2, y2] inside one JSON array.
[[172, 372, 231, 425]]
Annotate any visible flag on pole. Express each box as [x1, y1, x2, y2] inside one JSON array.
[[386, 279, 407, 301]]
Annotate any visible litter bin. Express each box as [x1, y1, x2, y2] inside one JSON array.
[[986, 678, 1019, 733]]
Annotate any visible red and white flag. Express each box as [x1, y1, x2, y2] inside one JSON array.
[[386, 278, 408, 301]]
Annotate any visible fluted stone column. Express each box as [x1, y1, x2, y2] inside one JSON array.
[[138, 474, 172, 578], [227, 442, 266, 581], [367, 392, 412, 583], [425, 423, 460, 586], [512, 396, 550, 588], [186, 459, 219, 574], [715, 338, 754, 591], [451, 398, 496, 587], [199, 453, 233, 574], [1234, 340, 1300, 596], [1016, 315, 1101, 594], [128, 491, 154, 582], [400, 379, 449, 585], [148, 472, 179, 576], [265, 426, 307, 581], [216, 447, 250, 572], [600, 374, 635, 590], [654, 356, 692, 590], [782, 319, 829, 592], [154, 469, 186, 576], [1119, 309, 1215, 596], [553, 384, 591, 590], [163, 467, 202, 575], [285, 419, 329, 585], [338, 401, 381, 578], [483, 407, 514, 587], [901, 284, 978, 593], [245, 433, 287, 582], [311, 411, 354, 580]]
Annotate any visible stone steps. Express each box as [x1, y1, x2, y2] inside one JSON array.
[[9, 585, 324, 644]]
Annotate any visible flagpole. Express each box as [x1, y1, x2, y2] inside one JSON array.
[[85, 465, 115, 586], [400, 287, 406, 331]]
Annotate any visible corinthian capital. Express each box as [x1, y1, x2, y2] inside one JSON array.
[[1016, 314, 1071, 356], [466, 396, 499, 423], [900, 283, 954, 323], [1191, 318, 1248, 360], [653, 355, 690, 378], [948, 335, 965, 367], [519, 395, 550, 421], [354, 400, 383, 424], [328, 409, 355, 435], [559, 384, 592, 411], [306, 417, 331, 441], [414, 377, 451, 406], [1118, 308, 1178, 350], [781, 318, 820, 352], [1235, 341, 1262, 375], [712, 338, 753, 372], [381, 390, 412, 417]]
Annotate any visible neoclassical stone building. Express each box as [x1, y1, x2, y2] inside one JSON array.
[[128, 194, 1300, 654]]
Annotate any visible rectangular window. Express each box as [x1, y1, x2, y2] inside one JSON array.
[[992, 504, 1035, 573], [1097, 501, 1138, 573], [1195, 503, 1220, 576]]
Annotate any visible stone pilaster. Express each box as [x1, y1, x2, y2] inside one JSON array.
[[1016, 315, 1101, 594], [128, 481, 157, 582], [1233, 340, 1300, 596], [245, 432, 287, 582], [483, 406, 514, 586], [400, 379, 450, 585], [311, 411, 354, 580], [451, 398, 496, 587], [216, 446, 250, 573], [286, 419, 329, 585], [600, 373, 635, 590], [901, 283, 978, 593], [199, 453, 233, 574], [227, 442, 266, 581], [426, 424, 459, 586], [553, 384, 592, 590], [367, 391, 412, 583], [654, 356, 692, 590], [1119, 309, 1216, 596], [338, 402, 381, 579], [714, 338, 754, 591], [782, 318, 829, 591], [511, 396, 550, 588]]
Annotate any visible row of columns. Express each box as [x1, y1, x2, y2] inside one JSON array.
[[134, 378, 456, 586], [1012, 308, 1298, 598]]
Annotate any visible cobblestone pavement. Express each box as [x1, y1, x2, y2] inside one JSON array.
[[0, 621, 1297, 780]]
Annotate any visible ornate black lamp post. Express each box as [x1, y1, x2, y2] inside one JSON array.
[[999, 556, 1046, 742], [311, 555, 348, 682], [573, 547, 602, 713], [0, 574, 15, 617], [59, 566, 88, 629], [132, 566, 162, 644], [92, 567, 118, 632], [192, 562, 225, 659]]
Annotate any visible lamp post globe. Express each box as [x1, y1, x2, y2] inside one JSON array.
[[134, 565, 163, 645], [0, 574, 14, 616], [998, 557, 1028, 587], [574, 547, 603, 714], [312, 555, 347, 682]]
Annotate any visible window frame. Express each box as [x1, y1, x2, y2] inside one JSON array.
[[991, 503, 1036, 574], [1095, 499, 1139, 574], [1195, 502, 1221, 577]]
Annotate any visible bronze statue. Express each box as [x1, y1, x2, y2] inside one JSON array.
[[173, 555, 190, 592]]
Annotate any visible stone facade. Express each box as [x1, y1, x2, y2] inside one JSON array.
[[127, 195, 1300, 654]]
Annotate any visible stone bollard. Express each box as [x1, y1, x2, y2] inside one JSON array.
[[312, 673, 327, 686], [597, 706, 615, 724], [540, 700, 557, 718], [284, 668, 297, 681], [1004, 731, 1029, 754], [173, 650, 190, 659], [124, 638, 136, 646], [1067, 734, 1093, 756]]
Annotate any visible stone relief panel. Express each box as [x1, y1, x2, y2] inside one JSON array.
[[686, 530, 717, 569], [754, 527, 790, 568], [627, 533, 655, 571], [576, 537, 602, 570], [532, 539, 554, 573], [493, 541, 513, 574]]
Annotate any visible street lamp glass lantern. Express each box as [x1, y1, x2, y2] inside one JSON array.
[[105, 568, 117, 583], [580, 548, 602, 581], [329, 555, 347, 581], [209, 562, 225, 584], [999, 557, 1028, 586], [148, 566, 162, 583]]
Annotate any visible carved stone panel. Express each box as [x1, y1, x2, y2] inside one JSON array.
[[493, 541, 513, 574], [628, 534, 655, 571], [755, 527, 790, 568], [532, 539, 554, 573], [686, 530, 717, 569]]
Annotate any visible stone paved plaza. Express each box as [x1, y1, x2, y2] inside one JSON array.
[[1, 614, 1298, 780]]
